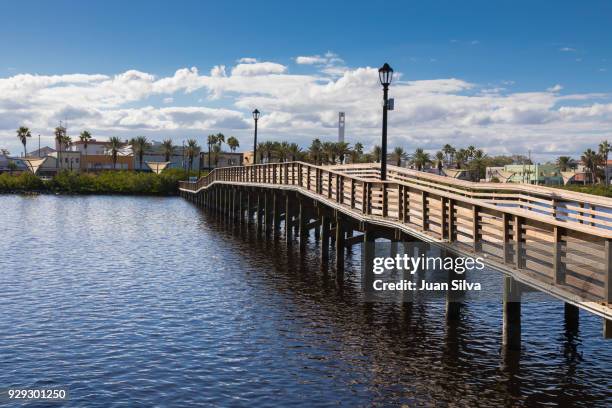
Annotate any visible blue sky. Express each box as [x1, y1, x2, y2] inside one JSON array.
[[2, 0, 610, 90], [1, 0, 611, 159]]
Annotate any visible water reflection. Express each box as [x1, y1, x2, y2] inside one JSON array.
[[194, 202, 611, 407], [0, 195, 609, 407]]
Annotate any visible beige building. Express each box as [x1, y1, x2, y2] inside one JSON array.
[[200, 152, 244, 169]]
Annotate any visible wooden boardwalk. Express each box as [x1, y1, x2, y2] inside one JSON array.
[[180, 161, 612, 344]]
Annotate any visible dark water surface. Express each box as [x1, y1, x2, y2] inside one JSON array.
[[0, 195, 610, 407]]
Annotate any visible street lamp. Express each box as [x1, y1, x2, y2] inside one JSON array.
[[378, 63, 393, 180], [252, 109, 260, 164]]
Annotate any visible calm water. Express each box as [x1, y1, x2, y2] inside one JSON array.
[[0, 195, 610, 407]]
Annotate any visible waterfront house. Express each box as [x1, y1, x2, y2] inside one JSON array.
[[485, 164, 563, 185], [28, 146, 56, 158], [71, 139, 109, 155], [200, 151, 244, 170], [81, 154, 134, 171]]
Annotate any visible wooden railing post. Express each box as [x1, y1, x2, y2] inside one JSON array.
[[514, 216, 525, 269], [502, 212, 511, 263], [421, 191, 428, 231], [398, 185, 404, 222], [307, 166, 311, 190], [298, 163, 303, 187], [441, 197, 447, 238], [318, 169, 323, 194], [327, 172, 332, 199], [284, 163, 289, 184], [605, 239, 612, 304], [364, 182, 372, 215], [382, 183, 388, 217], [553, 226, 566, 285], [350, 179, 356, 209], [362, 182, 368, 214], [473, 205, 481, 252], [273, 163, 277, 184], [404, 187, 411, 224], [447, 198, 455, 242]]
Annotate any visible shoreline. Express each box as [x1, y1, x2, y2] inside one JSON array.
[[0, 169, 198, 196], [0, 190, 179, 196]]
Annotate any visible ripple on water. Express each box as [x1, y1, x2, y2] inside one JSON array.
[[0, 195, 610, 407]]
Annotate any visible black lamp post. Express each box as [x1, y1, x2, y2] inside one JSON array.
[[252, 109, 260, 164], [378, 63, 393, 180]]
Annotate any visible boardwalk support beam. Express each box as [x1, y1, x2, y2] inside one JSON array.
[[321, 215, 330, 265], [335, 214, 345, 282], [503, 276, 522, 351]]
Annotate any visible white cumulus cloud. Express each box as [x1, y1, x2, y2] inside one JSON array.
[[1, 54, 612, 161], [230, 62, 287, 76]]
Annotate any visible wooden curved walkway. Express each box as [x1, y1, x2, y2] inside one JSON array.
[[180, 161, 612, 332]]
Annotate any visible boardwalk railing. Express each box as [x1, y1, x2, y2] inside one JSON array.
[[180, 161, 612, 311]]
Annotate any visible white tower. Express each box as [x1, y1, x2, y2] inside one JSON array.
[[338, 112, 345, 143]]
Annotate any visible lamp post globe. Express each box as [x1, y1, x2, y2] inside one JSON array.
[[252, 109, 260, 164], [378, 63, 393, 181]]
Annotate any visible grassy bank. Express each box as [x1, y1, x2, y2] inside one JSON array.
[[0, 169, 202, 195], [557, 184, 612, 198]]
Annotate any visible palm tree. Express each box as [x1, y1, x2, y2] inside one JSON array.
[[54, 126, 66, 169], [263, 141, 275, 163], [62, 134, 73, 169], [277, 141, 290, 162], [212, 143, 221, 166], [217, 132, 225, 145], [288, 143, 301, 161], [466, 145, 477, 160], [391, 147, 407, 167], [442, 144, 455, 166], [336, 142, 351, 164], [435, 151, 445, 172], [556, 156, 576, 172], [79, 131, 92, 171], [161, 138, 175, 162], [62, 134, 72, 151], [215, 133, 225, 166], [16, 126, 31, 157], [322, 142, 336, 164], [256, 142, 267, 164], [130, 136, 150, 171], [227, 136, 240, 152], [581, 148, 600, 185], [186, 139, 200, 171], [206, 134, 217, 169], [469, 149, 487, 181], [599, 140, 610, 187], [411, 148, 431, 171], [455, 148, 468, 169], [371, 145, 382, 163], [308, 139, 323, 164], [107, 136, 123, 170], [350, 142, 364, 163]]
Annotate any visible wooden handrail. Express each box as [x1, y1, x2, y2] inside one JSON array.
[[180, 162, 612, 238], [180, 161, 612, 308]]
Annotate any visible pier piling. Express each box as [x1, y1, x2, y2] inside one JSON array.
[[503, 276, 522, 351]]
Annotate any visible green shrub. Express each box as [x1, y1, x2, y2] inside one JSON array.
[[0, 172, 45, 192], [558, 184, 612, 198], [0, 169, 204, 195]]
